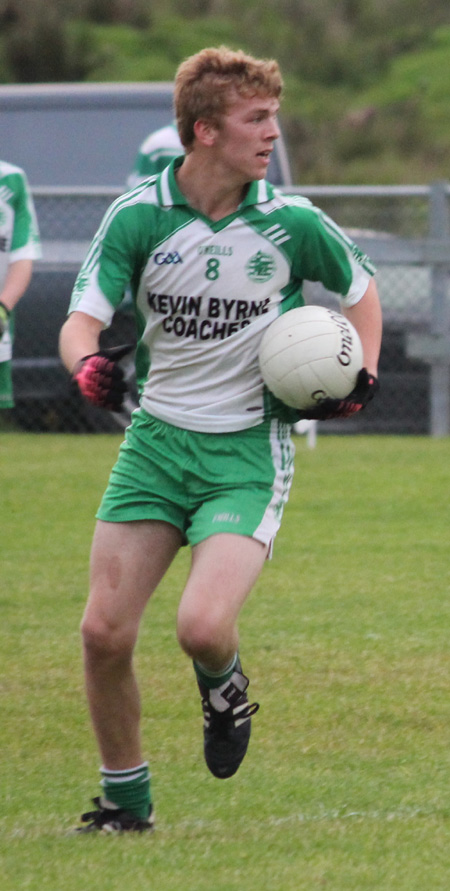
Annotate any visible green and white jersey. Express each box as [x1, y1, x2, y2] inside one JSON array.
[[0, 160, 41, 362], [126, 124, 183, 189], [70, 159, 375, 433]]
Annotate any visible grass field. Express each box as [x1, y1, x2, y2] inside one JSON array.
[[1, 431, 450, 890]]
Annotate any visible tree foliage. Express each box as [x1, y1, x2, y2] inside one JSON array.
[[1, 0, 450, 183]]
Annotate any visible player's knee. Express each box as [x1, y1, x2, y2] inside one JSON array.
[[81, 613, 135, 662], [176, 610, 228, 662]]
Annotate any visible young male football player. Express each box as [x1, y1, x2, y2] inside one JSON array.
[[0, 160, 41, 411], [59, 46, 382, 833]]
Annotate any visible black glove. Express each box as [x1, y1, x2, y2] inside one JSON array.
[[73, 343, 134, 411], [0, 301, 10, 338], [297, 368, 379, 421]]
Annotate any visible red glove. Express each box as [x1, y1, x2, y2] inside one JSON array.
[[73, 344, 133, 411], [298, 368, 379, 421]]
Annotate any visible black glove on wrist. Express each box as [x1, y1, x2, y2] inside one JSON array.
[[297, 368, 380, 421], [73, 343, 134, 411]]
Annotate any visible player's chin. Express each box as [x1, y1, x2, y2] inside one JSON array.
[[251, 164, 269, 181], [253, 154, 271, 178]]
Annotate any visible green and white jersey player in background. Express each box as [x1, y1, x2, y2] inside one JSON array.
[[0, 160, 41, 409], [126, 121, 183, 189], [60, 46, 382, 835]]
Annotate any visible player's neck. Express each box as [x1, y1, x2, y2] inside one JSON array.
[[176, 156, 247, 221]]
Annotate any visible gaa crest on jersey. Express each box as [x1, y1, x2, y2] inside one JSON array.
[[246, 251, 276, 283], [154, 250, 183, 265]]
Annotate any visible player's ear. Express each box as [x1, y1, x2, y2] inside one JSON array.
[[193, 118, 218, 147]]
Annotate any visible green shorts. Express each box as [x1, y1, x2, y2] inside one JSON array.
[[97, 409, 295, 549], [0, 360, 14, 409]]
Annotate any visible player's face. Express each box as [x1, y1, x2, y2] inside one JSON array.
[[212, 92, 281, 181]]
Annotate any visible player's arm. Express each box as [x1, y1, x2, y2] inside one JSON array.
[[59, 311, 104, 373], [0, 259, 33, 336], [342, 277, 382, 378], [59, 311, 131, 412]]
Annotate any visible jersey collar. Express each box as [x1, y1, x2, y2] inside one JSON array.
[[157, 157, 276, 209]]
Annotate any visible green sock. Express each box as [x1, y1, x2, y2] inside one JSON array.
[[100, 762, 151, 819], [194, 653, 238, 689]]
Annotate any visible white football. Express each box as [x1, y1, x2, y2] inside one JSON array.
[[259, 305, 363, 410]]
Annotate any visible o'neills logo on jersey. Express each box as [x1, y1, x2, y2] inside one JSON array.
[[0, 185, 13, 204], [246, 251, 276, 283], [154, 251, 183, 265], [198, 244, 233, 256], [71, 272, 89, 306]]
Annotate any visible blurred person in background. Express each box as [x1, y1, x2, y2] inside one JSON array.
[[126, 121, 183, 189], [0, 160, 41, 413]]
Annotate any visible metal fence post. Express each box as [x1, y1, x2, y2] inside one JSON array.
[[429, 181, 450, 437]]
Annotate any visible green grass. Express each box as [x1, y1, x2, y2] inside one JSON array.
[[1, 432, 450, 889]]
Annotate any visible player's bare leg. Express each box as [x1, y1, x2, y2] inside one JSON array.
[[76, 519, 182, 832], [177, 533, 267, 777], [81, 519, 182, 768], [177, 532, 267, 666]]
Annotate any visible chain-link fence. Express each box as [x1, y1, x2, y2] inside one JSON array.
[[9, 183, 450, 435], [295, 183, 450, 436]]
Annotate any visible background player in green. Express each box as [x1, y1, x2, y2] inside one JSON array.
[[59, 46, 382, 833], [0, 160, 41, 411], [126, 121, 183, 189]]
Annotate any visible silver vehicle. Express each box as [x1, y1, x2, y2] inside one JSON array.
[[0, 81, 292, 188]]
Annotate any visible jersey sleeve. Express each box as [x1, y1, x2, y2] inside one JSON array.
[[10, 171, 41, 261], [291, 203, 375, 307], [69, 193, 153, 325], [69, 199, 143, 323]]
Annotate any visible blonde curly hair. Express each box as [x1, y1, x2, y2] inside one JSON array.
[[174, 46, 283, 151]]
